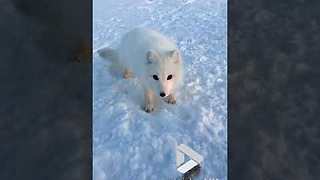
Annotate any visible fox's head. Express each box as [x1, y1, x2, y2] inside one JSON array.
[[145, 49, 183, 98]]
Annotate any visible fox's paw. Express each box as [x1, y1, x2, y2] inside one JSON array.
[[144, 104, 155, 113], [164, 95, 176, 104]]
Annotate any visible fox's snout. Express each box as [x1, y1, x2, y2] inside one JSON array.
[[159, 80, 174, 98]]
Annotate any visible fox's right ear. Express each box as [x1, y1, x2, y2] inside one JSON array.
[[146, 50, 159, 64], [168, 50, 181, 64]]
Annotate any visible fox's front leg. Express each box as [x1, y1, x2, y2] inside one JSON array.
[[164, 94, 176, 104], [144, 89, 155, 113]]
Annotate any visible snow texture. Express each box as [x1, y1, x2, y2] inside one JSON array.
[[93, 0, 227, 179]]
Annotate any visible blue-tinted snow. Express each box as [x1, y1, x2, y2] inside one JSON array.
[[93, 0, 227, 179]]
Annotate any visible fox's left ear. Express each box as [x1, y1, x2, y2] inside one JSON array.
[[168, 50, 181, 64], [146, 50, 159, 64]]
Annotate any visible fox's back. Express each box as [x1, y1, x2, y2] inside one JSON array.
[[117, 28, 177, 76]]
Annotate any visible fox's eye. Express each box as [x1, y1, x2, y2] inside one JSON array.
[[153, 75, 159, 80], [167, 74, 173, 80]]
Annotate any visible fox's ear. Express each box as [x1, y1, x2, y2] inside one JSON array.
[[146, 50, 159, 64], [168, 50, 180, 64]]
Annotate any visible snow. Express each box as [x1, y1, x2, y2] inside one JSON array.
[[93, 0, 227, 179]]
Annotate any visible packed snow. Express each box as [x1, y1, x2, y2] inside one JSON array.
[[93, 0, 227, 179]]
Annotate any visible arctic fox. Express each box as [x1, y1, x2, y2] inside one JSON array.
[[98, 28, 183, 113]]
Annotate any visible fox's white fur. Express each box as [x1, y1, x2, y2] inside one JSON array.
[[98, 28, 183, 112]]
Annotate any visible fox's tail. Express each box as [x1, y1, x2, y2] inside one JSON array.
[[97, 47, 124, 75], [97, 47, 119, 63]]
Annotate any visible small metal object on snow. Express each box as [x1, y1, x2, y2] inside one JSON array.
[[176, 144, 203, 174]]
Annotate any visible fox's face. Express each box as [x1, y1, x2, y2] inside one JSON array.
[[146, 49, 182, 97]]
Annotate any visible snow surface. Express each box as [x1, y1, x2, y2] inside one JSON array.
[[93, 0, 227, 179]]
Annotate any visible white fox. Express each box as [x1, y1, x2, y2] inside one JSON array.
[[98, 28, 183, 113]]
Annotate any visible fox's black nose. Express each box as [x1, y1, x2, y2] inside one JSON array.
[[160, 92, 166, 97]]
